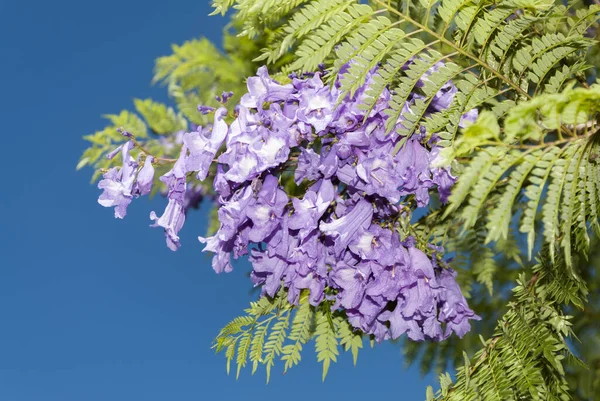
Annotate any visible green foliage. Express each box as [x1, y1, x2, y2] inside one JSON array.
[[446, 83, 600, 265], [314, 305, 339, 381], [214, 0, 594, 148], [214, 290, 363, 381], [153, 34, 253, 126], [429, 248, 588, 401], [407, 83, 600, 394], [281, 292, 314, 372], [214, 289, 290, 380], [132, 99, 187, 135], [337, 312, 363, 366]]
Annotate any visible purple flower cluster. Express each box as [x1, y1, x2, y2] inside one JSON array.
[[98, 140, 154, 219], [199, 66, 477, 341], [96, 64, 480, 342], [148, 108, 229, 250]]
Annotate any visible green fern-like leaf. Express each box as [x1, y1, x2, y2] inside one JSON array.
[[434, 248, 587, 400], [315, 306, 339, 381], [236, 332, 252, 378], [250, 323, 269, 374], [336, 315, 363, 366], [485, 148, 547, 244], [520, 146, 565, 259], [214, 289, 293, 381], [288, 3, 374, 73], [263, 311, 291, 382], [447, 83, 600, 262], [459, 149, 516, 230], [281, 291, 315, 372], [133, 98, 187, 135]]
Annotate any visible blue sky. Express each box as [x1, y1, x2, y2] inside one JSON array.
[[0, 1, 436, 399]]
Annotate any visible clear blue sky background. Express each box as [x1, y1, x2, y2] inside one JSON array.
[[0, 1, 437, 399]]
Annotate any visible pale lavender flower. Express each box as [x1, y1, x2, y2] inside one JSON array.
[[320, 199, 373, 256], [331, 261, 371, 309], [97, 141, 138, 219], [289, 179, 335, 241], [216, 184, 254, 242], [199, 235, 234, 273], [156, 64, 480, 343], [295, 147, 321, 184], [355, 154, 402, 203], [430, 82, 458, 112], [297, 78, 335, 132], [250, 246, 292, 297], [150, 146, 187, 251], [240, 66, 294, 109], [246, 175, 288, 243], [185, 107, 228, 181], [133, 156, 154, 196], [183, 184, 205, 213], [381, 305, 424, 341], [395, 135, 434, 207], [436, 268, 480, 338]]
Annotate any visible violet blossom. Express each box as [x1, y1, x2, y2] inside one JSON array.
[[97, 61, 481, 344]]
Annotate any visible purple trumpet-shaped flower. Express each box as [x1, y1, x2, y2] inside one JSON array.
[[432, 168, 456, 203], [216, 184, 254, 242], [199, 184, 255, 272], [355, 154, 402, 203], [150, 146, 187, 251], [331, 261, 371, 309], [320, 199, 373, 255], [436, 268, 480, 338], [240, 66, 294, 109], [381, 305, 425, 341], [184, 107, 229, 181], [105, 144, 124, 160], [294, 147, 321, 184], [460, 108, 479, 127], [198, 105, 216, 115], [429, 142, 458, 203], [246, 175, 288, 243], [219, 106, 291, 183], [199, 234, 234, 274], [395, 248, 437, 321], [250, 217, 298, 297], [297, 75, 335, 133], [349, 225, 405, 268], [317, 145, 340, 179], [97, 141, 138, 219], [216, 91, 234, 104], [430, 82, 458, 112], [133, 156, 154, 196], [395, 135, 434, 207], [289, 179, 335, 241], [250, 247, 291, 297], [213, 165, 231, 198], [118, 128, 134, 138], [288, 239, 329, 306]]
